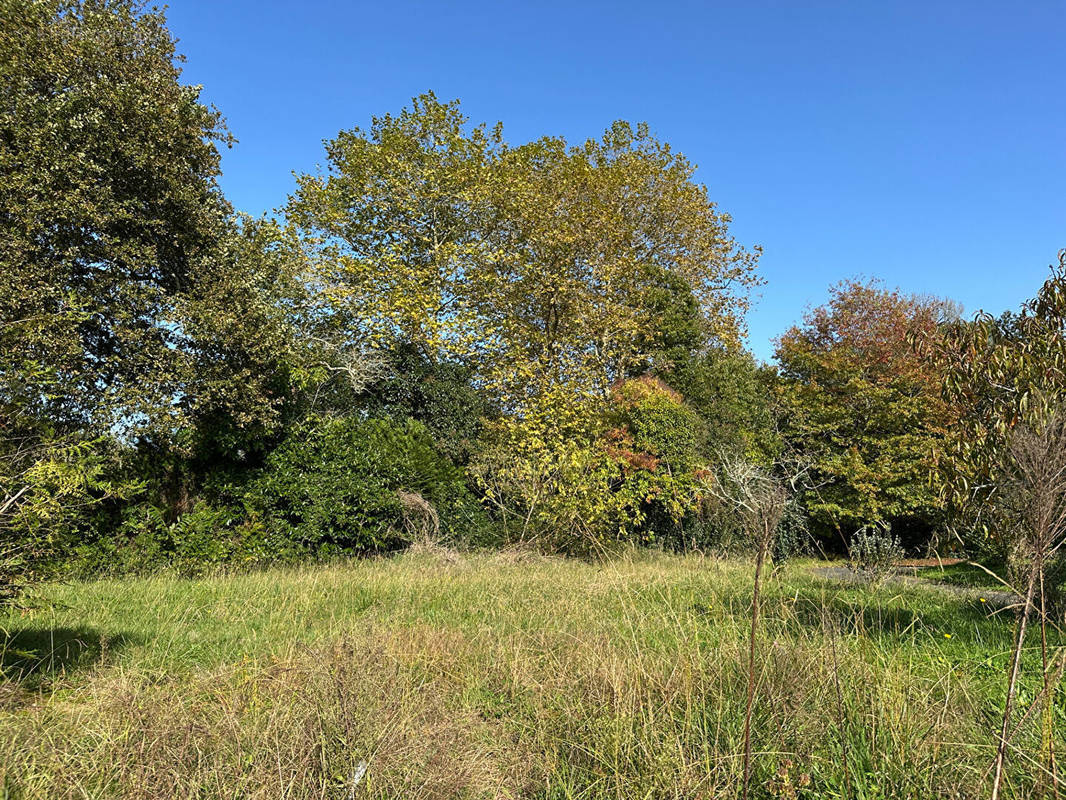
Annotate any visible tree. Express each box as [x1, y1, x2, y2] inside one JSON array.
[[288, 96, 761, 414], [0, 0, 232, 596], [286, 93, 501, 362], [669, 346, 780, 464], [357, 342, 488, 465], [476, 120, 760, 405], [147, 218, 325, 519], [775, 279, 959, 545], [0, 0, 232, 435], [931, 251, 1066, 798], [933, 252, 1066, 554]]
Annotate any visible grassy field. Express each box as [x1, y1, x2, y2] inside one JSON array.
[[0, 549, 1059, 799]]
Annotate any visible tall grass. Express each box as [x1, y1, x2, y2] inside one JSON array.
[[0, 550, 1057, 798]]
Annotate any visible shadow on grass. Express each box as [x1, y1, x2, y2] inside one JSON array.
[[757, 578, 1033, 651], [1, 626, 137, 686]]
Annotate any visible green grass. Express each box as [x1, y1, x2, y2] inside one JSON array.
[[913, 560, 1012, 593], [0, 549, 1061, 799]]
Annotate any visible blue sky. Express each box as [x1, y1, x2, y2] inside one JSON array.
[[166, 0, 1065, 361]]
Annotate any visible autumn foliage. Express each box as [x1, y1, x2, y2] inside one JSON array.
[[775, 280, 959, 542]]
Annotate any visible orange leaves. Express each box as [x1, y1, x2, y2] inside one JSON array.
[[603, 426, 661, 474]]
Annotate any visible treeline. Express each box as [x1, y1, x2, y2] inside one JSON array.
[[2, 0, 1064, 598]]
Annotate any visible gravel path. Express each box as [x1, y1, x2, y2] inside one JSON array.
[[810, 564, 1019, 610]]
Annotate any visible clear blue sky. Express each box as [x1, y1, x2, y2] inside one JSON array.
[[166, 0, 1065, 362]]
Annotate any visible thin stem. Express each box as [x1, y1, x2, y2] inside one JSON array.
[[992, 567, 1038, 800], [742, 531, 767, 800], [1039, 566, 1059, 799]]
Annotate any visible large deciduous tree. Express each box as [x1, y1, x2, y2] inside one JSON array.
[[775, 279, 958, 544], [287, 95, 761, 412], [0, 0, 232, 434], [286, 93, 501, 362], [476, 121, 760, 403]]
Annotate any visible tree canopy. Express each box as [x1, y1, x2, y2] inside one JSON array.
[[287, 94, 761, 411], [775, 279, 959, 541]]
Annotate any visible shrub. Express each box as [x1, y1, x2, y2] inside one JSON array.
[[607, 376, 703, 470], [606, 377, 709, 543], [472, 408, 633, 553], [848, 523, 904, 582], [2, 437, 145, 596], [473, 380, 714, 553], [64, 500, 297, 577], [248, 416, 490, 555]]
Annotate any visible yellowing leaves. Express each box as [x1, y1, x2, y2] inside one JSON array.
[[288, 94, 760, 417]]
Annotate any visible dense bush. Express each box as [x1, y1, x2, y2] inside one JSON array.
[[359, 343, 488, 464], [605, 377, 708, 543], [249, 416, 492, 554], [58, 415, 494, 576], [473, 379, 719, 553], [472, 395, 632, 553], [64, 500, 291, 577], [848, 523, 904, 582]]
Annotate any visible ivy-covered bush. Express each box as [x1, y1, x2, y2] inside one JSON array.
[[248, 416, 490, 554]]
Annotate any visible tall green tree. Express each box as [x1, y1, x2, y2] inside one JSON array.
[[0, 0, 232, 435], [477, 121, 760, 404], [0, 0, 233, 595], [631, 264, 778, 463], [287, 93, 501, 362], [933, 250, 1066, 553]]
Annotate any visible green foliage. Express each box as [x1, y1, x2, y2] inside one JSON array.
[[472, 393, 633, 552], [0, 0, 232, 435], [178, 219, 321, 449], [629, 265, 778, 463], [64, 500, 288, 578], [632, 264, 706, 374], [474, 379, 713, 552], [607, 376, 703, 472], [776, 279, 957, 543], [288, 95, 761, 414], [933, 250, 1066, 554], [358, 342, 488, 464], [249, 416, 490, 554], [606, 377, 710, 542], [1, 438, 140, 598], [670, 347, 780, 463], [287, 93, 501, 359]]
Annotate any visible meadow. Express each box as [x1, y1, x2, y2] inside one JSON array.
[[0, 550, 1053, 799]]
